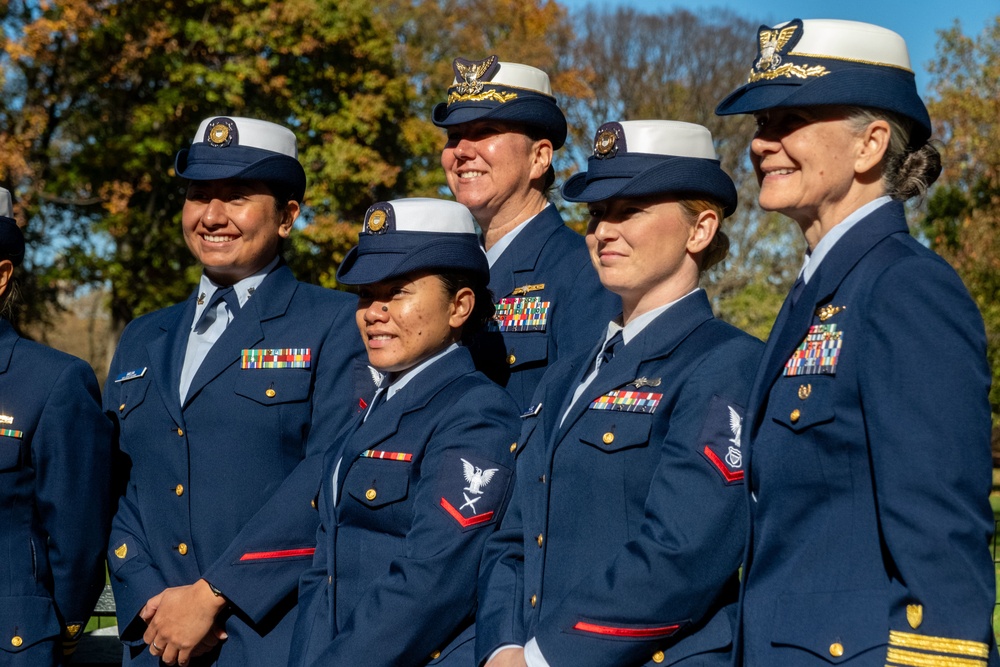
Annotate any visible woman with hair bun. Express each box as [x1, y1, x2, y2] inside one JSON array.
[[716, 18, 997, 666]]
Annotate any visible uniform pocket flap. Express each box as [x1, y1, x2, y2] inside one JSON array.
[[661, 607, 734, 665], [346, 460, 411, 508], [0, 596, 60, 652], [234, 369, 312, 405], [771, 590, 887, 662], [578, 410, 653, 453], [117, 377, 150, 419], [505, 333, 548, 370], [0, 437, 21, 471]]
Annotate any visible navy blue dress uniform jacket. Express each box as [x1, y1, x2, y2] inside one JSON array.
[[105, 264, 369, 667], [471, 205, 619, 411], [290, 346, 519, 667], [477, 290, 763, 667], [739, 201, 998, 666], [0, 319, 113, 665]]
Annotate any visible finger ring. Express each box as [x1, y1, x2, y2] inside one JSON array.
[[151, 641, 163, 652]]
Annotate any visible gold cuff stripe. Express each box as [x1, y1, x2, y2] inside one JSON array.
[[886, 648, 986, 667], [889, 631, 990, 659]]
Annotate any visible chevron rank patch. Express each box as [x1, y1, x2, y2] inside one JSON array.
[[437, 453, 511, 531], [699, 395, 746, 484], [590, 390, 662, 414], [241, 348, 311, 369], [489, 297, 550, 332], [783, 324, 842, 376]]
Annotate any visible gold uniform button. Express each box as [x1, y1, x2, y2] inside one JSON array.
[[365, 488, 377, 501], [536, 533, 544, 547], [175, 484, 184, 497], [177, 428, 184, 436], [177, 542, 188, 556], [829, 642, 844, 658], [602, 432, 615, 444], [510, 442, 517, 453], [311, 498, 317, 509], [430, 650, 441, 660], [790, 409, 801, 423], [119, 403, 125, 412], [507, 354, 516, 365], [265, 388, 276, 398], [652, 651, 665, 664], [328, 575, 333, 584], [11, 635, 22, 647], [530, 594, 537, 607]]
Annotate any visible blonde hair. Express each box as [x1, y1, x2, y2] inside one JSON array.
[[678, 199, 729, 272]]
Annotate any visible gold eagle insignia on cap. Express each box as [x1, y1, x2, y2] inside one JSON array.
[[455, 55, 498, 96], [114, 543, 128, 559], [749, 20, 829, 83], [366, 209, 387, 234], [755, 25, 798, 72]]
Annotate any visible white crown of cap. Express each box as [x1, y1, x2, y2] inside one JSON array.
[[0, 188, 11, 218], [191, 116, 298, 158], [785, 19, 912, 71], [452, 61, 553, 96], [618, 120, 718, 160], [388, 198, 478, 234]]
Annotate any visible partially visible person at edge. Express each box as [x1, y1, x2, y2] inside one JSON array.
[[289, 198, 519, 667], [433, 55, 619, 411], [715, 18, 998, 666], [477, 121, 763, 667], [0, 187, 113, 665], [104, 116, 370, 667]]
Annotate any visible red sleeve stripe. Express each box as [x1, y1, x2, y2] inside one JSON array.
[[572, 621, 680, 638], [440, 498, 494, 528], [239, 548, 316, 562], [702, 446, 745, 483]]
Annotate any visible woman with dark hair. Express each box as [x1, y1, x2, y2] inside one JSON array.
[[290, 198, 520, 666], [105, 116, 368, 667], [715, 18, 997, 666], [0, 188, 112, 665], [477, 121, 762, 667]]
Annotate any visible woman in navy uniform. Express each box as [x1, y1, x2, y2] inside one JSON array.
[[290, 198, 519, 666], [715, 19, 998, 666], [0, 188, 113, 665], [478, 121, 762, 667], [104, 117, 368, 667], [434, 56, 619, 410]]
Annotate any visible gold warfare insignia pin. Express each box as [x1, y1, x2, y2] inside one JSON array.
[[511, 283, 545, 296], [367, 209, 387, 234], [630, 377, 662, 389], [816, 304, 845, 322], [906, 604, 923, 629], [114, 543, 128, 559]]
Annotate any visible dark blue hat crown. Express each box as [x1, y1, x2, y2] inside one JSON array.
[[561, 121, 738, 217], [174, 116, 307, 201], [432, 56, 568, 149], [715, 19, 931, 143], [0, 188, 25, 267], [337, 198, 488, 285]]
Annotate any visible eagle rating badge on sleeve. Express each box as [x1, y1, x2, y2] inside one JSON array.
[[699, 395, 746, 485], [438, 454, 511, 530]]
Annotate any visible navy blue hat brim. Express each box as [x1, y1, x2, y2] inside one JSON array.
[[175, 144, 307, 201], [561, 154, 738, 217], [337, 232, 489, 285], [432, 96, 568, 149], [716, 65, 931, 144], [0, 217, 25, 267]]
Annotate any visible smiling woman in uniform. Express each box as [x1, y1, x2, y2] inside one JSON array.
[[290, 198, 519, 667]]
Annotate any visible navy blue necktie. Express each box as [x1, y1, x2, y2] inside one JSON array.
[[790, 275, 806, 306], [596, 330, 624, 373]]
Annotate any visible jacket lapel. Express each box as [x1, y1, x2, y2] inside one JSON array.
[[145, 298, 197, 427], [555, 291, 714, 440], [488, 206, 565, 299], [183, 265, 296, 407], [749, 202, 911, 435]]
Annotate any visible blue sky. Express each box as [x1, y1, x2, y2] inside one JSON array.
[[559, 0, 998, 95]]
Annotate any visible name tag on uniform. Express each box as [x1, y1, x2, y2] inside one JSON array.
[[114, 367, 147, 383], [241, 348, 312, 369], [489, 297, 550, 333], [784, 324, 843, 376], [590, 390, 662, 414]]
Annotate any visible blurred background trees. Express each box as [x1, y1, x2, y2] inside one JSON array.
[[1, 1, 997, 427]]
